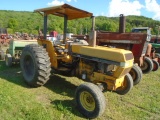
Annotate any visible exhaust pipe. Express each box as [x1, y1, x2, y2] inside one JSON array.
[[89, 16, 96, 47], [119, 14, 126, 33]]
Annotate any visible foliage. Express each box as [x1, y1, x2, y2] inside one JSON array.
[[0, 10, 160, 35], [8, 18, 18, 30]]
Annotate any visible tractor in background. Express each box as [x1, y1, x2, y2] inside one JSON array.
[[150, 35, 160, 62], [5, 39, 37, 67], [0, 31, 38, 65], [20, 4, 134, 119], [131, 27, 159, 72]]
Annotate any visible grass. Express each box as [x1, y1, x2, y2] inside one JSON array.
[[0, 60, 160, 120]]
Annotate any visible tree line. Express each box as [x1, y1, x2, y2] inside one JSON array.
[[0, 10, 160, 35]]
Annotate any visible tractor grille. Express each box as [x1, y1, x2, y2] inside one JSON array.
[[142, 41, 149, 55]]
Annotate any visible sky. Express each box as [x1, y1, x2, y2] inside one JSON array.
[[0, 0, 160, 20]]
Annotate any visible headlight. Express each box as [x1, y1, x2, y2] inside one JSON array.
[[120, 62, 129, 67]]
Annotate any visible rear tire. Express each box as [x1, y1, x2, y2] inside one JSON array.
[[129, 64, 142, 85], [75, 82, 106, 119], [140, 57, 153, 74], [20, 44, 51, 87], [155, 53, 160, 65], [116, 73, 133, 95], [152, 59, 159, 71], [5, 54, 12, 67]]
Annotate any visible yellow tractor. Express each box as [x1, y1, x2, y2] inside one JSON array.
[[20, 4, 134, 119]]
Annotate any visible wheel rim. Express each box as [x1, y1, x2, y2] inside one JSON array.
[[80, 91, 95, 112], [23, 55, 35, 81], [141, 61, 148, 70]]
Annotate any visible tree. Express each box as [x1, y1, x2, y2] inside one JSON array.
[[0, 10, 160, 35], [8, 18, 18, 30]]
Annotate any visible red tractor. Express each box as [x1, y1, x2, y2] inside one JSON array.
[[131, 27, 159, 72]]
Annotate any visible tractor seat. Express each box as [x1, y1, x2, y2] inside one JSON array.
[[53, 40, 68, 54], [55, 46, 68, 54]]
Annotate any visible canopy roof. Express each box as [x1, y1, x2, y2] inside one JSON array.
[[34, 4, 93, 20]]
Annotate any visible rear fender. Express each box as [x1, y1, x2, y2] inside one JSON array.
[[38, 39, 58, 68]]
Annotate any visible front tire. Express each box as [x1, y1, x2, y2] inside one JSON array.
[[152, 59, 159, 71], [75, 82, 106, 119], [140, 57, 153, 74], [116, 73, 133, 95], [5, 54, 12, 67], [0, 49, 5, 60], [20, 44, 51, 87], [129, 64, 143, 85]]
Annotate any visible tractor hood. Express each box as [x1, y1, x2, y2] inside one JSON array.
[[71, 45, 134, 63]]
